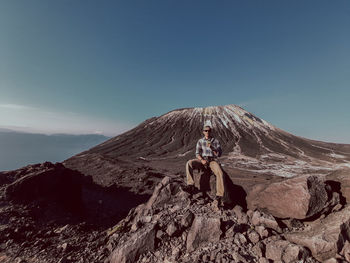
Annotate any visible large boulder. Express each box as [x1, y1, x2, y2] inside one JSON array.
[[130, 176, 183, 225], [4, 163, 82, 206], [110, 223, 156, 263], [247, 175, 337, 219], [285, 205, 350, 261], [326, 168, 350, 203], [186, 216, 221, 252]]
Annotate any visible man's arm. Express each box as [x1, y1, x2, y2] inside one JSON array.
[[195, 140, 203, 160], [211, 139, 222, 157]]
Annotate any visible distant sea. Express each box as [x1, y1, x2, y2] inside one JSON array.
[[0, 130, 109, 171]]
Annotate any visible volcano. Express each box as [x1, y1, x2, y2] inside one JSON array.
[[64, 104, 350, 188]]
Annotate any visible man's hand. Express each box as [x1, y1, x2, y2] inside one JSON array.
[[201, 159, 208, 166]]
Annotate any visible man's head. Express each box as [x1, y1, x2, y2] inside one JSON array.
[[203, 125, 212, 138]]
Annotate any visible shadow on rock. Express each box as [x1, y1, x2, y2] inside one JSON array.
[[222, 170, 247, 210], [196, 167, 247, 210], [3, 162, 151, 228]]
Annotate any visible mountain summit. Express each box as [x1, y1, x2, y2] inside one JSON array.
[[75, 104, 349, 160], [84, 104, 277, 159]]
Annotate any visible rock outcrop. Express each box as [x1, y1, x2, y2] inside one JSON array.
[[326, 168, 350, 203], [2, 161, 350, 263], [4, 162, 82, 205], [110, 223, 156, 263], [247, 175, 340, 219], [186, 216, 221, 252], [285, 205, 350, 261], [5, 163, 82, 210], [107, 177, 318, 263]]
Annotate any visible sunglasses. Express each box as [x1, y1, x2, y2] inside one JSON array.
[[203, 130, 211, 132]]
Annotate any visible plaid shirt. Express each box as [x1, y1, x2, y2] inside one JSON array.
[[195, 137, 222, 158]]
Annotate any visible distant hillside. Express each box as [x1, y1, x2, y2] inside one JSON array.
[[0, 130, 109, 171]]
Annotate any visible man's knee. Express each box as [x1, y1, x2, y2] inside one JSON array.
[[186, 160, 193, 168], [210, 162, 223, 174], [210, 161, 220, 169]]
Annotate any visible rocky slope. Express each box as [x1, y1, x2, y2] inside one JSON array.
[[107, 175, 350, 263], [0, 162, 158, 263], [3, 164, 350, 263]]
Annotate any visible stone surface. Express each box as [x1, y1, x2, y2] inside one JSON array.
[[255, 225, 269, 239], [247, 175, 332, 219], [265, 239, 308, 262], [186, 216, 221, 252], [110, 223, 156, 263], [285, 205, 350, 261], [265, 240, 290, 261], [340, 240, 350, 262], [145, 177, 177, 211], [181, 211, 194, 228], [252, 243, 264, 258], [166, 222, 178, 237], [232, 205, 249, 224], [326, 168, 350, 204], [247, 230, 260, 244], [251, 210, 281, 232]]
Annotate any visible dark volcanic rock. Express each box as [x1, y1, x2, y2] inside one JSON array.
[[5, 163, 82, 207], [247, 175, 337, 219]]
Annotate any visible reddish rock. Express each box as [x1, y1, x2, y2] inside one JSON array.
[[186, 216, 221, 252], [326, 168, 350, 203], [265, 239, 308, 262], [180, 211, 194, 228], [232, 205, 249, 224], [251, 210, 281, 233], [145, 176, 176, 210], [255, 225, 270, 239], [265, 240, 290, 261], [247, 230, 260, 244], [285, 205, 350, 261], [247, 175, 331, 219], [110, 223, 156, 263], [132, 176, 179, 222], [340, 240, 350, 262], [252, 243, 264, 257]]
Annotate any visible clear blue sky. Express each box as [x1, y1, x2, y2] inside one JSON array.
[[0, 0, 349, 142]]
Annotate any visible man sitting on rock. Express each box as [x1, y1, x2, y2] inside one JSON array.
[[185, 125, 224, 206]]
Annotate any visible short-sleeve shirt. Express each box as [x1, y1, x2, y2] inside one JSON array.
[[195, 137, 222, 158]]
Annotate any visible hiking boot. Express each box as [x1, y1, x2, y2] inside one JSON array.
[[183, 184, 196, 194], [214, 196, 224, 207]]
